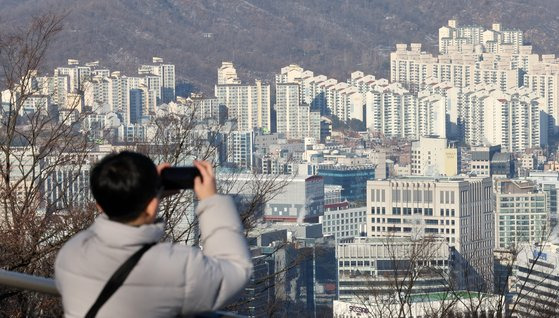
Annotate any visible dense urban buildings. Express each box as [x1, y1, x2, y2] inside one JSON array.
[[4, 16, 559, 318]]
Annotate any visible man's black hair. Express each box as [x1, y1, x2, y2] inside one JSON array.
[[90, 151, 160, 223]]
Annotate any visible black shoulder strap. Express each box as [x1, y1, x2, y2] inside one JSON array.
[[85, 243, 156, 318]]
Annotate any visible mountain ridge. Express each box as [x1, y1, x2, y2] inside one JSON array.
[[1, 0, 559, 94]]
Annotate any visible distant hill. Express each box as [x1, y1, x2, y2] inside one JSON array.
[[2, 0, 559, 94]]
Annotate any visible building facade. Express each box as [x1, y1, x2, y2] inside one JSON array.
[[367, 177, 495, 290]]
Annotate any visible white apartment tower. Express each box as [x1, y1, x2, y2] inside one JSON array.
[[215, 62, 271, 132], [217, 62, 241, 85], [439, 20, 523, 54], [275, 83, 321, 140], [138, 57, 175, 103]]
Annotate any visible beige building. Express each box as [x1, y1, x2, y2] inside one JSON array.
[[411, 136, 459, 176], [367, 176, 495, 290]]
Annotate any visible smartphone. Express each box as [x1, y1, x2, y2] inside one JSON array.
[[160, 167, 201, 190]]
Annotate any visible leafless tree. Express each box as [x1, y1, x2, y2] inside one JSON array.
[[0, 12, 97, 317]]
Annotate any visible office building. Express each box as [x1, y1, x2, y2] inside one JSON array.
[[410, 136, 459, 176], [336, 237, 451, 302], [224, 174, 324, 223], [318, 165, 375, 203], [469, 145, 515, 178], [322, 206, 367, 240], [526, 171, 559, 224], [495, 179, 548, 250], [367, 176, 495, 290], [512, 242, 559, 317], [333, 292, 502, 318]]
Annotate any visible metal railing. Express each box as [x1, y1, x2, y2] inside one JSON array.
[[0, 269, 245, 318]]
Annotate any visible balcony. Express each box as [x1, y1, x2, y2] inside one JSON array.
[[0, 269, 246, 318]]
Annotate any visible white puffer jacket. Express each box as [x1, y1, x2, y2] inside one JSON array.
[[55, 195, 252, 317]]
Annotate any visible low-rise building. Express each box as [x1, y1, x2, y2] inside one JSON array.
[[512, 242, 559, 317], [322, 206, 367, 240], [336, 237, 450, 302]]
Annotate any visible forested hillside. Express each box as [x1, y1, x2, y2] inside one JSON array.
[[2, 0, 559, 93]]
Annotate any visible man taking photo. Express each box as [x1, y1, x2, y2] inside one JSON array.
[[55, 151, 252, 317]]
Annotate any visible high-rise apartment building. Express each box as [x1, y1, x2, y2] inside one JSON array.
[[420, 82, 547, 151], [139, 57, 175, 103], [217, 61, 241, 85], [482, 87, 547, 152], [225, 130, 255, 170], [275, 83, 321, 140], [391, 43, 521, 93], [215, 63, 271, 132], [439, 20, 523, 54], [523, 62, 559, 130]]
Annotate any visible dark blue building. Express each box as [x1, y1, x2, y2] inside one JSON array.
[[317, 165, 375, 203]]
